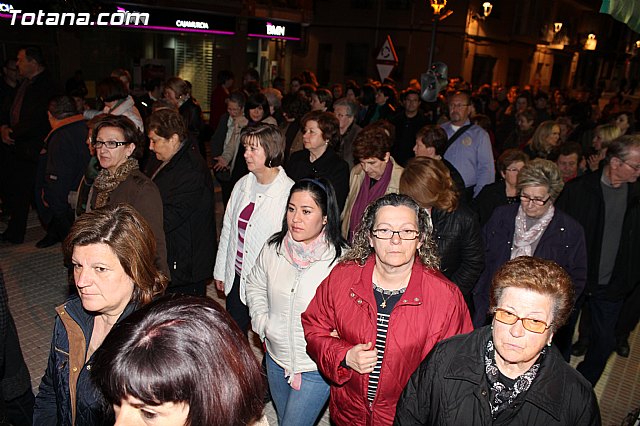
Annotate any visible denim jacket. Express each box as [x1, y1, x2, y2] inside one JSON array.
[[33, 295, 136, 425]]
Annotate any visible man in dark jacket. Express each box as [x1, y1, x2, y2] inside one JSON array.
[[0, 46, 56, 244], [37, 95, 90, 248], [391, 89, 427, 166], [555, 135, 640, 386]]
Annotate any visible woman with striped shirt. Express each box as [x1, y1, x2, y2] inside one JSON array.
[[302, 194, 472, 425], [214, 123, 293, 334]]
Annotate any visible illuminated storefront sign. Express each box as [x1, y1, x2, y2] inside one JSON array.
[[247, 18, 301, 40]]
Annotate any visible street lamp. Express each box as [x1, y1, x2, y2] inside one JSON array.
[[554, 22, 563, 33], [472, 1, 493, 20], [428, 0, 449, 68]]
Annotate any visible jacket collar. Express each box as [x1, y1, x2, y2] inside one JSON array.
[[241, 166, 288, 198], [45, 114, 85, 141], [445, 326, 566, 422], [350, 255, 427, 308], [56, 295, 138, 337]]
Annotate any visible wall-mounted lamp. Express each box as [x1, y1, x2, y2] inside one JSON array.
[[430, 0, 447, 15], [554, 22, 563, 32], [636, 40, 640, 49], [472, 1, 493, 20], [584, 33, 597, 50]]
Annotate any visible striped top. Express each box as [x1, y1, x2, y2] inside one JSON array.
[[367, 283, 406, 402], [235, 202, 255, 275]]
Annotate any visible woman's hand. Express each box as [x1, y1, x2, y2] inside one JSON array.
[[587, 152, 604, 172], [214, 279, 225, 292], [345, 342, 378, 374]]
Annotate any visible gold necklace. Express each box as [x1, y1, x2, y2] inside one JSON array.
[[373, 283, 406, 309]]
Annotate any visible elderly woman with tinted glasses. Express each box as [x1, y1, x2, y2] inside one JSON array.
[[303, 193, 471, 426], [395, 257, 601, 426], [472, 159, 587, 360]]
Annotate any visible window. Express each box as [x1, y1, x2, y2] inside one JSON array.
[[345, 43, 369, 78]]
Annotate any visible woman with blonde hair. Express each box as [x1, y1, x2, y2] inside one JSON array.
[[400, 157, 483, 313], [523, 120, 561, 159], [586, 123, 622, 172]]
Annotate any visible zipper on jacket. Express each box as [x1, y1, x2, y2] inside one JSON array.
[[288, 269, 301, 372]]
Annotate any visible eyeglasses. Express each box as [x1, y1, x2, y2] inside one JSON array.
[[335, 113, 352, 119], [371, 229, 419, 240], [519, 194, 551, 206], [91, 140, 130, 149], [493, 308, 551, 334], [622, 160, 640, 171]]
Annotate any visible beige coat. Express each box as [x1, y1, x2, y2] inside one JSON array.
[[340, 157, 404, 238]]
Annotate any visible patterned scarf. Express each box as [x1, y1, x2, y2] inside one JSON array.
[[511, 204, 554, 259], [348, 159, 393, 242], [283, 230, 328, 269], [485, 338, 545, 418], [92, 157, 139, 208]]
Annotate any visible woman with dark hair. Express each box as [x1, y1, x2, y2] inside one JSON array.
[[472, 148, 529, 225], [395, 257, 600, 425], [164, 76, 205, 153], [302, 193, 472, 425], [281, 92, 312, 160], [341, 122, 404, 241], [473, 160, 587, 360], [214, 123, 294, 333], [286, 111, 350, 211], [146, 108, 217, 296], [92, 295, 266, 426], [87, 77, 143, 130], [356, 83, 376, 126], [400, 157, 484, 314], [33, 204, 168, 425], [246, 178, 346, 425], [361, 84, 397, 126], [414, 124, 466, 195], [230, 92, 279, 184], [85, 114, 168, 276], [310, 88, 333, 112], [611, 111, 635, 136]]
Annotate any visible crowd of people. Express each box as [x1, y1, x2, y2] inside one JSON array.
[[1, 44, 639, 425]]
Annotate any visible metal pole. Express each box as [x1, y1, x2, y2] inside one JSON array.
[[428, 15, 438, 68]]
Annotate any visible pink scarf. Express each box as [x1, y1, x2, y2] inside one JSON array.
[[283, 230, 328, 269], [348, 159, 393, 241]]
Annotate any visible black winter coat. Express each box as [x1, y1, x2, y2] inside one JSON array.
[[555, 169, 640, 300], [394, 326, 601, 426], [152, 142, 217, 286], [285, 148, 350, 212], [431, 205, 483, 311]]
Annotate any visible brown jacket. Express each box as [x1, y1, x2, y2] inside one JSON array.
[[89, 170, 169, 277]]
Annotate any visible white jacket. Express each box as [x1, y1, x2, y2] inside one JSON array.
[[213, 167, 293, 303], [245, 241, 339, 373]]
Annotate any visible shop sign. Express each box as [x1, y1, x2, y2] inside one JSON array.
[[247, 18, 301, 40]]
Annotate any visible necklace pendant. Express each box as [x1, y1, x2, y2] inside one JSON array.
[[380, 300, 386, 308]]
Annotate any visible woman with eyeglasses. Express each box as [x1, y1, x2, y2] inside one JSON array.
[[84, 114, 168, 276], [395, 256, 600, 425], [472, 159, 586, 360], [302, 193, 472, 425], [472, 149, 529, 226]]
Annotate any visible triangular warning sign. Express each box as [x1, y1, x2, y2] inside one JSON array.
[[376, 35, 398, 63]]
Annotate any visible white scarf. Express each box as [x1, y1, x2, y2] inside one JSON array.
[[511, 204, 555, 259]]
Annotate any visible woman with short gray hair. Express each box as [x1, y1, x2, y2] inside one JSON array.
[[473, 159, 587, 361]]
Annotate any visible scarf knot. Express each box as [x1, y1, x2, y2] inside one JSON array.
[[511, 203, 554, 259], [93, 157, 139, 208]]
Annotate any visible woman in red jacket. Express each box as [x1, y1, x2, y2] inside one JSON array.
[[302, 193, 472, 425]]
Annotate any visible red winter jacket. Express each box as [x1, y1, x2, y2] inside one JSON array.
[[302, 256, 472, 426]]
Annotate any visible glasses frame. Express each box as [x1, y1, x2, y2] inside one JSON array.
[[519, 194, 551, 206], [371, 229, 420, 240], [91, 140, 130, 149], [493, 308, 551, 334], [622, 159, 640, 171]]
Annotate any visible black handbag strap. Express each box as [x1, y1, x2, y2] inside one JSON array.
[[444, 123, 473, 154]]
